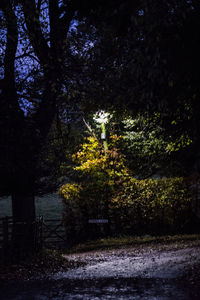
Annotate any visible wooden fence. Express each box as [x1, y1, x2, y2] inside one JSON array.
[[0, 216, 67, 263]]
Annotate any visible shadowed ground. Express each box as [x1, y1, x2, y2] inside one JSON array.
[[0, 241, 200, 299]]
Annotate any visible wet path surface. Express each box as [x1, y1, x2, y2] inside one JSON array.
[[0, 278, 196, 300], [55, 246, 200, 280], [1, 244, 200, 299]]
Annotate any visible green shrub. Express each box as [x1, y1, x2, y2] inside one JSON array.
[[60, 176, 193, 239], [110, 177, 192, 234], [60, 180, 113, 242], [59, 135, 194, 241]]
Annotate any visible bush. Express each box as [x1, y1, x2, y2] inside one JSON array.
[[60, 180, 113, 242], [60, 176, 194, 240], [110, 177, 193, 234], [59, 135, 195, 241]]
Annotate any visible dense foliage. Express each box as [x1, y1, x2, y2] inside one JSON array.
[[60, 134, 195, 242], [121, 113, 185, 177], [111, 177, 192, 235]]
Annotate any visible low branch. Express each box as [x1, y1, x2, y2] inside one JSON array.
[[82, 117, 97, 138]]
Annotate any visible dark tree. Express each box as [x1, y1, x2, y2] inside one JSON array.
[[0, 0, 120, 254]]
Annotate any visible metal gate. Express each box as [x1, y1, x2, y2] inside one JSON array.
[[40, 217, 67, 248]]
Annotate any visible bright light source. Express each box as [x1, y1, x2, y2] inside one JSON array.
[[93, 110, 110, 124]]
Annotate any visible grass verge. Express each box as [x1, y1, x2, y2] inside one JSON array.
[[67, 233, 200, 253]]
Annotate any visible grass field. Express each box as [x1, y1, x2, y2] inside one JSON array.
[[0, 194, 63, 219]]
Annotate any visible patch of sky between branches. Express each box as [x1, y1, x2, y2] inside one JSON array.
[[18, 96, 35, 116], [138, 9, 144, 16]]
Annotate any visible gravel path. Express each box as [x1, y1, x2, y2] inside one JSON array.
[[1, 243, 200, 299], [55, 244, 200, 280]]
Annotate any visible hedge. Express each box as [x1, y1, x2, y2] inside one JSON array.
[[59, 176, 197, 241]]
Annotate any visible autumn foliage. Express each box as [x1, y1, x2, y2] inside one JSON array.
[[59, 135, 194, 241]]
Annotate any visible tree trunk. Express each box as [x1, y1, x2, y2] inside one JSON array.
[[11, 192, 36, 259], [11, 167, 36, 258], [12, 194, 36, 223]]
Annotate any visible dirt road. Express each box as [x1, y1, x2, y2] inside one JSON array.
[[1, 242, 200, 299]]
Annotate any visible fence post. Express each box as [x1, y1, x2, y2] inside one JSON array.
[[39, 216, 44, 250], [3, 217, 9, 263]]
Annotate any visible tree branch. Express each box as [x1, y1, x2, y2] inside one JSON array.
[[16, 52, 40, 63], [49, 0, 59, 52], [82, 117, 97, 138], [1, 1, 23, 114], [21, 0, 50, 66], [36, 0, 42, 12], [59, 1, 78, 41]]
